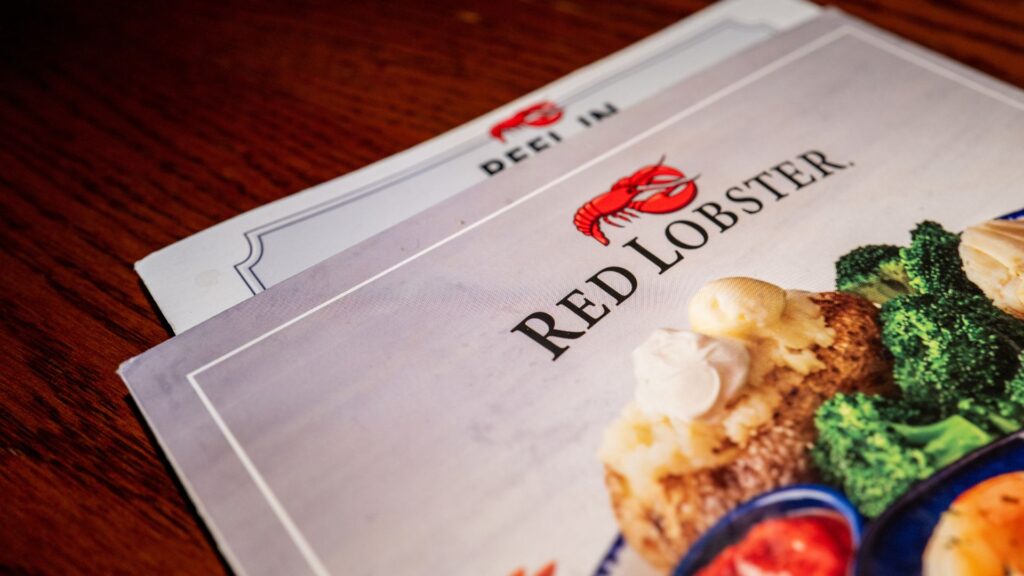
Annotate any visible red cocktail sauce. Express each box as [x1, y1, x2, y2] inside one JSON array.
[[696, 514, 853, 576]]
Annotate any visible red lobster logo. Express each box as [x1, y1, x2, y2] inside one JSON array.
[[508, 561, 555, 576], [490, 101, 563, 142], [574, 158, 698, 246]]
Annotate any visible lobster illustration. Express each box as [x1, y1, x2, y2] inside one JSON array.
[[573, 158, 698, 246], [508, 561, 556, 576], [490, 101, 563, 142]]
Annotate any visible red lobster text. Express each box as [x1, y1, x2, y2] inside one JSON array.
[[491, 101, 563, 142], [573, 159, 698, 246]]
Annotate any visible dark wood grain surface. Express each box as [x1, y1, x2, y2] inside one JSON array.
[[1, 0, 1021, 573]]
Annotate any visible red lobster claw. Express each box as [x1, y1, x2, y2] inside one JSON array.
[[629, 168, 698, 214]]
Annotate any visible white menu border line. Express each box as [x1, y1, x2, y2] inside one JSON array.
[[185, 25, 1023, 576]]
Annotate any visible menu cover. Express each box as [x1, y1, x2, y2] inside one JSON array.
[[134, 0, 819, 333], [121, 11, 1024, 576]]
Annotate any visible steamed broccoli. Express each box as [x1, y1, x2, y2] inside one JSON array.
[[955, 396, 1024, 436], [835, 245, 913, 304], [821, 220, 1024, 518], [901, 221, 981, 296], [1010, 352, 1024, 406], [813, 393, 993, 517], [879, 291, 1024, 412]]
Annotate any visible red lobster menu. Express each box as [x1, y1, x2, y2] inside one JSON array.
[[121, 11, 1024, 576]]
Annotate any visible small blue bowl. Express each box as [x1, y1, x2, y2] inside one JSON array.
[[856, 430, 1024, 576], [673, 484, 862, 575]]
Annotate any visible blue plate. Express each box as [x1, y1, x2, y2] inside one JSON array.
[[673, 484, 862, 575], [998, 207, 1024, 221], [857, 430, 1024, 576]]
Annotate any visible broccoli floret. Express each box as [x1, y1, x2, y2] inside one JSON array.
[[835, 245, 913, 304], [901, 221, 981, 296], [1010, 352, 1024, 406], [955, 396, 1024, 436], [813, 393, 993, 517], [880, 291, 1024, 412]]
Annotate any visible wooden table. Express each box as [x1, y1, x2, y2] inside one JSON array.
[[2, 0, 1021, 573]]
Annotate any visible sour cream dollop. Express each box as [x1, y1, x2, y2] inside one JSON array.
[[633, 329, 750, 421]]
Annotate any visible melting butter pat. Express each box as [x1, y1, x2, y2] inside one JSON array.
[[688, 277, 787, 338], [688, 277, 834, 374]]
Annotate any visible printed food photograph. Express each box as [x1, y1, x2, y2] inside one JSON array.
[[599, 217, 1024, 575]]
